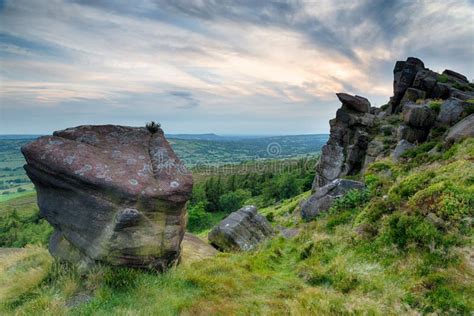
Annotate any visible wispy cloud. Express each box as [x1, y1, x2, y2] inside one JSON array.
[[0, 0, 473, 134]]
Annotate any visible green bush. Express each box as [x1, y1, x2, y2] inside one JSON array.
[[0, 210, 53, 247], [187, 202, 214, 233], [428, 100, 442, 114], [400, 141, 437, 159], [381, 213, 442, 250], [389, 171, 435, 199], [437, 74, 449, 83], [103, 267, 140, 290], [218, 189, 251, 213]]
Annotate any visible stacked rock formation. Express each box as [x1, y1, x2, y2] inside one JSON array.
[[312, 93, 375, 189], [22, 125, 193, 271], [388, 57, 474, 113], [208, 205, 273, 251]]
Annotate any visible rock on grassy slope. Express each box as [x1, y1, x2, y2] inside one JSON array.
[[1, 137, 472, 314], [0, 58, 473, 314], [21, 125, 193, 271]]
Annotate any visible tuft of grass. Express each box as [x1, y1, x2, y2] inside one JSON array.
[[145, 121, 161, 133], [428, 100, 442, 114], [0, 246, 53, 304]]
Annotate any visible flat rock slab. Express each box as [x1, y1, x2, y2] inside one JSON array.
[[22, 125, 193, 271], [208, 205, 274, 251]]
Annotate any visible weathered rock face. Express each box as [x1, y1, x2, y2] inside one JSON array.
[[313, 93, 375, 189], [302, 179, 365, 221], [388, 57, 474, 114], [208, 205, 273, 251], [22, 125, 193, 271]]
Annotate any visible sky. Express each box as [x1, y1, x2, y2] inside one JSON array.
[[0, 0, 473, 135]]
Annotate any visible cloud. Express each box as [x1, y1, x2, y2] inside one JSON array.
[[0, 0, 473, 134]]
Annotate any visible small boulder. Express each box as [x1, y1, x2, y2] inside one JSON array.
[[445, 114, 474, 144], [208, 206, 273, 251], [402, 103, 436, 129], [437, 97, 469, 125], [302, 179, 365, 221], [336, 93, 371, 113], [392, 140, 415, 162]]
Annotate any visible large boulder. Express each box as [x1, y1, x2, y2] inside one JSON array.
[[22, 125, 193, 271], [445, 114, 474, 145], [302, 179, 365, 221], [336, 93, 371, 113], [402, 103, 436, 129], [208, 206, 273, 251], [437, 98, 470, 125]]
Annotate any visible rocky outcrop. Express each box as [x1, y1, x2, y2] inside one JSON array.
[[208, 205, 273, 251], [445, 114, 474, 145], [388, 57, 474, 114], [22, 125, 193, 271], [313, 93, 375, 189], [302, 179, 365, 221]]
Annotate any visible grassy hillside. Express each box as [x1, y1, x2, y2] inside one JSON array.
[[0, 138, 472, 315]]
